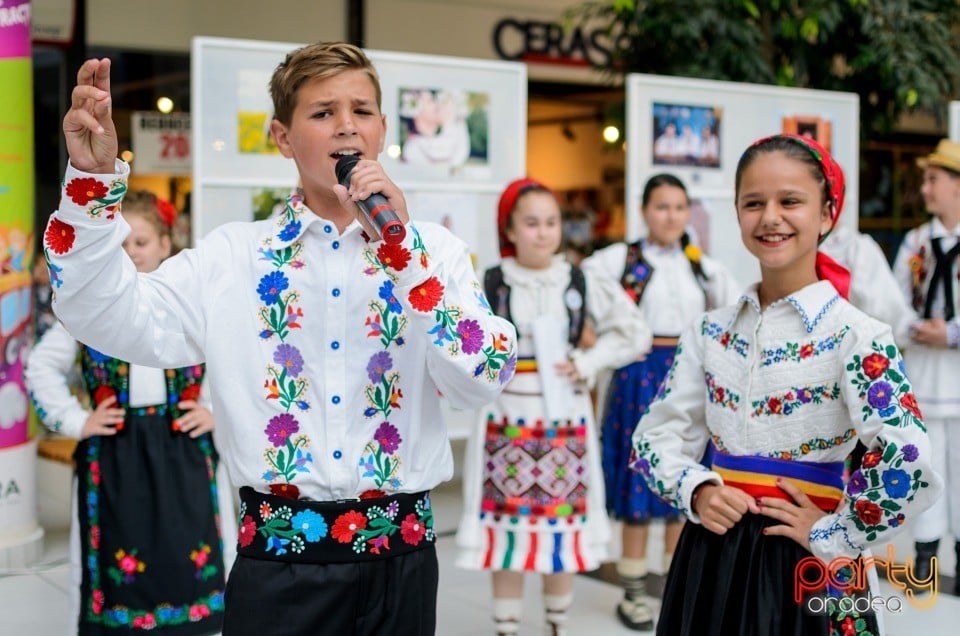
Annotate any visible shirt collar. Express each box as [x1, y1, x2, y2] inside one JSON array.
[[929, 217, 960, 240], [268, 191, 363, 249], [732, 280, 840, 333]]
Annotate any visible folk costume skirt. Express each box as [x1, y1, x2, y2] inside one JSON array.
[[74, 410, 225, 635], [658, 453, 880, 636], [601, 342, 683, 522], [456, 357, 610, 574]]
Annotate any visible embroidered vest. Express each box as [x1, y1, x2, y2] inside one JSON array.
[[79, 346, 205, 421], [621, 236, 711, 307], [909, 227, 960, 320], [483, 263, 586, 347]]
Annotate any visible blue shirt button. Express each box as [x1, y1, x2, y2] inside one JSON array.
[[332, 288, 341, 297], [332, 240, 340, 249], [331, 341, 340, 350], [333, 450, 343, 460], [332, 395, 341, 404], [324, 225, 332, 233]]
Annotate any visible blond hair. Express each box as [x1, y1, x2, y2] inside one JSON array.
[[269, 42, 381, 126]]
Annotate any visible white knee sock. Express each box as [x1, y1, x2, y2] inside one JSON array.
[[493, 597, 522, 635]]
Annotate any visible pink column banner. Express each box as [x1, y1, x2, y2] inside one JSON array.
[[0, 0, 31, 59]]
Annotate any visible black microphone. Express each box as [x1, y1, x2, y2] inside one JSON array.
[[335, 155, 406, 244]]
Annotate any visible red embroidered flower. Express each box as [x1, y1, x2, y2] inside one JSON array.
[[189, 604, 210, 621], [45, 218, 76, 254], [799, 343, 815, 358], [767, 397, 782, 414], [713, 388, 725, 403], [400, 513, 427, 545], [377, 243, 411, 271], [92, 590, 104, 615], [91, 525, 101, 550], [359, 489, 387, 500], [92, 385, 117, 407], [66, 177, 108, 206], [719, 332, 731, 347], [331, 510, 368, 543], [409, 277, 444, 312], [238, 514, 256, 548], [841, 616, 855, 636], [900, 392, 923, 419], [119, 554, 139, 574], [854, 499, 882, 526], [269, 483, 300, 500], [91, 461, 101, 486], [180, 383, 201, 402], [861, 451, 882, 469], [861, 353, 889, 380]]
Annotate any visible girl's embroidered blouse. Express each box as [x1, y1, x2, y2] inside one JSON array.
[[632, 280, 942, 562], [45, 161, 518, 501]]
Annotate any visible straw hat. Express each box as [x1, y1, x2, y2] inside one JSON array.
[[917, 139, 960, 173]]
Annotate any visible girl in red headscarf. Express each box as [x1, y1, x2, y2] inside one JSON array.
[[455, 178, 651, 636], [630, 135, 942, 635]]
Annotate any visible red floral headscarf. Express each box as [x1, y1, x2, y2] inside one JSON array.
[[747, 133, 850, 298], [496, 177, 552, 258]]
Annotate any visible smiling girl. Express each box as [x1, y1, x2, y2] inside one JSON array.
[[456, 178, 650, 636], [630, 135, 942, 635]]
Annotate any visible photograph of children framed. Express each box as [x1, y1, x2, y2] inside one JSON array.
[[652, 102, 722, 168], [397, 87, 489, 169], [368, 49, 525, 188]]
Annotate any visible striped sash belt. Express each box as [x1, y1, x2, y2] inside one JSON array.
[[711, 452, 845, 513]]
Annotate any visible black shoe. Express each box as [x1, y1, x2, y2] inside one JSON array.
[[954, 542, 960, 596], [915, 539, 940, 582]]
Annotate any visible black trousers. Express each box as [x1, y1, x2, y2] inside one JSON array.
[[222, 544, 438, 635]]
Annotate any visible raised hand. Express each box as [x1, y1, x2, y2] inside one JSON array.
[[63, 58, 118, 173], [81, 395, 125, 439]]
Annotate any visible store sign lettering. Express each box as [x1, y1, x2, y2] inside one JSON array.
[[492, 18, 627, 67]]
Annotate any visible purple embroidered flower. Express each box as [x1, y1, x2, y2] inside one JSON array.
[[902, 444, 919, 462], [367, 351, 393, 383], [274, 344, 304, 377], [265, 413, 300, 447], [867, 381, 893, 409], [888, 513, 905, 528], [378, 280, 402, 314], [846, 470, 867, 496], [457, 319, 484, 354], [373, 422, 402, 455], [632, 457, 651, 476], [797, 388, 813, 404], [278, 220, 301, 242], [882, 468, 911, 499], [386, 500, 400, 517], [633, 263, 650, 280], [257, 271, 289, 305]]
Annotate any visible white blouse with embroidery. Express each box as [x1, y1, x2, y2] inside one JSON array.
[[43, 161, 517, 501], [582, 240, 742, 336], [631, 280, 942, 562]]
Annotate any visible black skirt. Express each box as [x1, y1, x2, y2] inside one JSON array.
[[657, 513, 880, 636], [74, 410, 225, 635]]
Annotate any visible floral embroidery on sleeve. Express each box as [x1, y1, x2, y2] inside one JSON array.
[[844, 438, 928, 541], [65, 176, 127, 219], [45, 218, 76, 254], [847, 342, 924, 430]]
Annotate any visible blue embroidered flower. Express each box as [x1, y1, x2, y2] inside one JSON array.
[[291, 510, 328, 542], [379, 280, 403, 314], [257, 271, 289, 305], [278, 220, 301, 242], [266, 536, 290, 555], [881, 468, 911, 499]]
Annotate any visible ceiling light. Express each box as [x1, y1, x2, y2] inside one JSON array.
[[156, 96, 174, 114], [603, 125, 620, 143]]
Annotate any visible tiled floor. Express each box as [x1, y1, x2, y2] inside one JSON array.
[[3, 465, 960, 635]]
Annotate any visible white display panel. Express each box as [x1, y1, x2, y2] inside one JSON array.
[[626, 74, 860, 287]]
